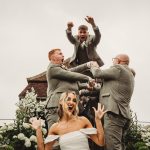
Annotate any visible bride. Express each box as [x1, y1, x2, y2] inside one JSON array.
[[30, 91, 106, 150]]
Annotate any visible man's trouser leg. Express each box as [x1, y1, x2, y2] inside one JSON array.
[[104, 112, 128, 150], [45, 108, 60, 150], [45, 108, 58, 129]]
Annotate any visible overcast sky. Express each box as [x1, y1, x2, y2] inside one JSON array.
[[0, 0, 150, 124]]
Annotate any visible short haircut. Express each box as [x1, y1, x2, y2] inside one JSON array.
[[78, 25, 88, 31], [48, 48, 60, 60]]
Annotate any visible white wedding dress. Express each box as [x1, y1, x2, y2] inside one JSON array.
[[45, 128, 97, 150]]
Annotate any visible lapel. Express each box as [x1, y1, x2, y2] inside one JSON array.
[[85, 35, 90, 47], [76, 36, 80, 52], [84, 35, 91, 54]]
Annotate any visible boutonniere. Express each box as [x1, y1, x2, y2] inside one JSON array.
[[81, 41, 88, 48]]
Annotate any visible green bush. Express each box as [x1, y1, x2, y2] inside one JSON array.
[[0, 88, 47, 150], [124, 112, 150, 150]]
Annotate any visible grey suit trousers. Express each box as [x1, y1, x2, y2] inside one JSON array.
[[104, 112, 128, 150], [45, 107, 58, 129], [45, 108, 60, 150]]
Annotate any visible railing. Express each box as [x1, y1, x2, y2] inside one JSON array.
[[138, 121, 150, 124]]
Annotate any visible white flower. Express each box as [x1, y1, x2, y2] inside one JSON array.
[[24, 137, 29, 141], [146, 132, 150, 137], [0, 125, 7, 131], [7, 126, 14, 131], [146, 142, 150, 147], [7, 123, 14, 131], [13, 135, 17, 139], [23, 123, 30, 129], [18, 133, 25, 140], [24, 139, 31, 147], [42, 128, 47, 135], [141, 133, 147, 137], [0, 131, 3, 134], [30, 135, 37, 142], [36, 107, 41, 112], [0, 134, 3, 139], [7, 123, 14, 126]]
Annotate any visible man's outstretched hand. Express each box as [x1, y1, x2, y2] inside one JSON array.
[[67, 22, 74, 31], [93, 103, 107, 120], [85, 16, 96, 27]]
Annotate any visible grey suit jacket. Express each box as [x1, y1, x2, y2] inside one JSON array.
[[46, 63, 90, 108], [91, 64, 134, 119], [66, 27, 104, 67]]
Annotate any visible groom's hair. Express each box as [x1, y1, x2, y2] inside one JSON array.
[[78, 25, 88, 31]]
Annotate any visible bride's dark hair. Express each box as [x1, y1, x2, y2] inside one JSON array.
[[57, 91, 79, 120]]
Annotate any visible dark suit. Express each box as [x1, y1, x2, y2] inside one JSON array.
[[91, 64, 134, 150], [66, 27, 104, 67], [45, 63, 90, 128]]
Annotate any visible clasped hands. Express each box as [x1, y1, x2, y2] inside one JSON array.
[[86, 61, 99, 68], [86, 61, 99, 90]]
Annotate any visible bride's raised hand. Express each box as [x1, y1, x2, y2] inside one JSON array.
[[29, 117, 42, 130], [93, 103, 107, 120]]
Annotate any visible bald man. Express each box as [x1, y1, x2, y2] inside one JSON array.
[[90, 54, 135, 150]]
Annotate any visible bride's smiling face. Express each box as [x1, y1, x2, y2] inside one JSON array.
[[62, 92, 77, 116]]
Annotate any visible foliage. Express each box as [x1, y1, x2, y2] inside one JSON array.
[[141, 126, 150, 149], [0, 88, 47, 150], [124, 111, 150, 150]]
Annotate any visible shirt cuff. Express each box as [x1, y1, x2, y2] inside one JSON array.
[[66, 29, 72, 33], [93, 26, 99, 30]]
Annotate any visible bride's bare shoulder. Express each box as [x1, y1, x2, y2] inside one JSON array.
[[78, 116, 89, 122], [48, 122, 59, 134]]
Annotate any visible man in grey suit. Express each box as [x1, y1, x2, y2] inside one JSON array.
[[66, 16, 104, 70], [66, 17, 104, 150], [90, 54, 135, 150], [45, 48, 95, 129]]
